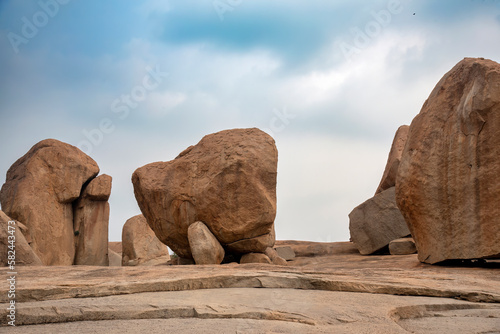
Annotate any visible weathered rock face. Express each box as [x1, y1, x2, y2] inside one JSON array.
[[0, 211, 42, 266], [375, 125, 409, 195], [349, 187, 410, 255], [0, 139, 99, 265], [121, 215, 170, 266], [74, 174, 112, 266], [389, 238, 417, 255], [188, 221, 224, 265], [132, 128, 278, 259], [396, 58, 500, 264]]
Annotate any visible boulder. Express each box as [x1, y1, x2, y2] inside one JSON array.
[[74, 174, 112, 266], [264, 247, 287, 266], [188, 221, 224, 265], [132, 128, 278, 259], [0, 139, 99, 265], [396, 58, 500, 264], [240, 252, 272, 264], [389, 238, 417, 255], [375, 125, 409, 194], [349, 187, 410, 255], [0, 211, 42, 266], [274, 246, 296, 261], [122, 215, 170, 266]]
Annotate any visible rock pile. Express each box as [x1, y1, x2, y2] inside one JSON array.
[[0, 139, 111, 266], [132, 128, 279, 265]]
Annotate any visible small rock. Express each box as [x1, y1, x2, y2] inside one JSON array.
[[188, 221, 224, 265], [389, 238, 417, 255], [274, 246, 296, 261], [240, 252, 272, 264], [264, 247, 287, 266]]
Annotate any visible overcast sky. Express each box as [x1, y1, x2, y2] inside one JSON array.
[[1, 0, 499, 242]]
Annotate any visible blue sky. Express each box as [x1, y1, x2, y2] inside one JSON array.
[[1, 0, 500, 242]]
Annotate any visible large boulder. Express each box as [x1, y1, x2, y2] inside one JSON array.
[[0, 211, 42, 266], [132, 128, 278, 259], [396, 58, 500, 264], [349, 187, 410, 255], [74, 174, 112, 266], [188, 221, 224, 265], [121, 215, 170, 266], [0, 139, 99, 265], [375, 125, 409, 195]]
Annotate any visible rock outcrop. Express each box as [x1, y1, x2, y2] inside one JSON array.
[[0, 139, 100, 265], [396, 58, 500, 264], [0, 211, 42, 266], [74, 174, 112, 266], [375, 125, 409, 194], [188, 221, 224, 265], [349, 187, 410, 255], [132, 128, 278, 260], [121, 215, 170, 266]]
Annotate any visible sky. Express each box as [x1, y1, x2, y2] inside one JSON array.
[[1, 0, 500, 243]]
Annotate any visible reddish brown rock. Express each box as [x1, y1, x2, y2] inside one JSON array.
[[73, 174, 112, 266], [121, 215, 170, 266], [396, 58, 500, 264], [349, 187, 410, 255], [389, 238, 417, 255], [264, 247, 287, 266], [375, 125, 409, 194], [132, 128, 278, 259], [188, 221, 224, 265], [0, 139, 99, 265], [0, 211, 42, 266], [239, 252, 272, 264]]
